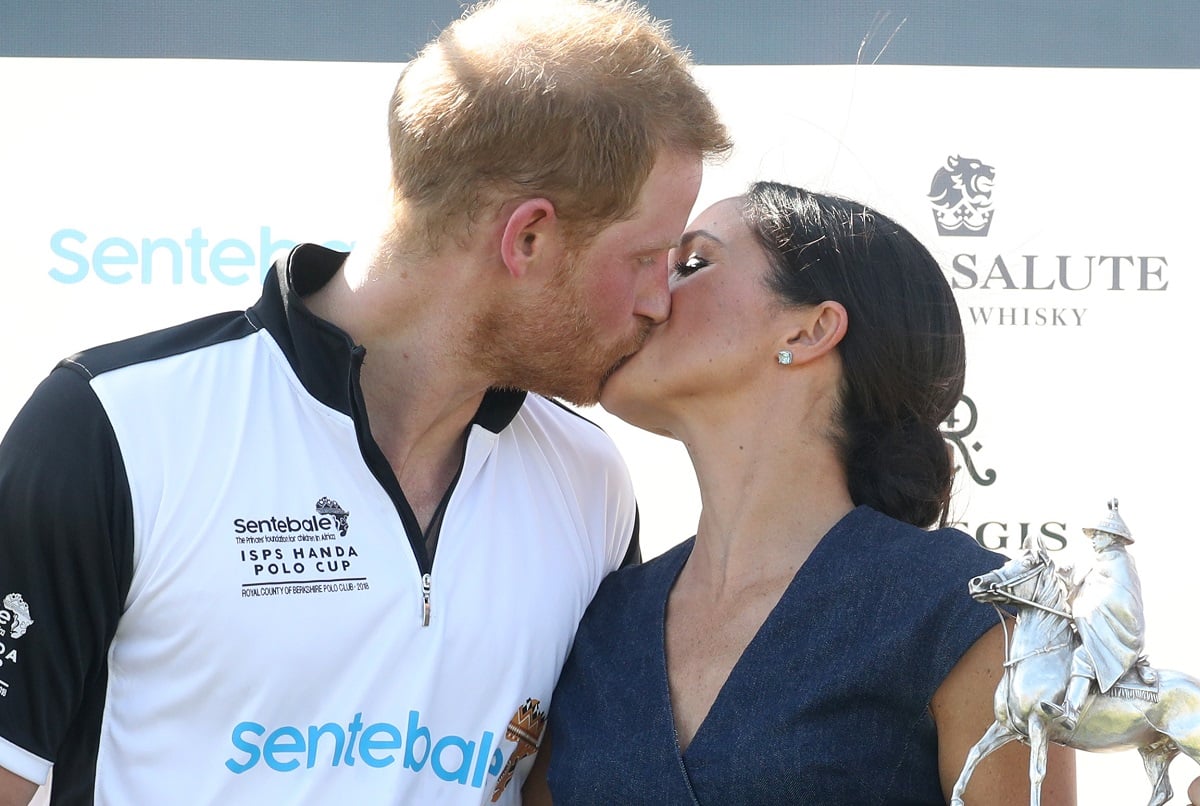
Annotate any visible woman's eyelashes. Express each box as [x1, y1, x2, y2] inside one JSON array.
[[671, 253, 711, 277]]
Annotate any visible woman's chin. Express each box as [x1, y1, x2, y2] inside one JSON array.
[[599, 369, 673, 436], [597, 379, 635, 421]]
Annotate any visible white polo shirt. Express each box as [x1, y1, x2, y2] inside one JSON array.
[[0, 244, 637, 804]]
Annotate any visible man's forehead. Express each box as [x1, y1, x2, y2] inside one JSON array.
[[596, 208, 685, 251]]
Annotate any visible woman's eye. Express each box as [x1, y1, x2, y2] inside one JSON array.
[[671, 254, 710, 277]]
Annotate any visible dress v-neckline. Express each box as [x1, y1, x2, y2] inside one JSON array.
[[656, 508, 860, 773]]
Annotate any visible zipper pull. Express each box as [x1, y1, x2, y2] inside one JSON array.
[[421, 573, 432, 627]]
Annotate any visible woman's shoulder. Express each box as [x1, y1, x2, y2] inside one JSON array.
[[579, 536, 694, 631], [849, 506, 1004, 574], [827, 507, 1006, 617], [840, 509, 1007, 688], [594, 536, 693, 598]]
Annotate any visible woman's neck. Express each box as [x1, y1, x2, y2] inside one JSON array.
[[676, 404, 854, 597]]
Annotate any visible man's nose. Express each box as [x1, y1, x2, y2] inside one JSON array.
[[635, 262, 671, 324]]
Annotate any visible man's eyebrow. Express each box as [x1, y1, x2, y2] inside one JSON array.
[[634, 238, 683, 253], [678, 229, 724, 251]]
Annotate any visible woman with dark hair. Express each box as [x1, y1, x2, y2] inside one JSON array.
[[533, 183, 1076, 803]]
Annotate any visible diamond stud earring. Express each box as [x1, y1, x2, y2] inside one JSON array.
[[777, 350, 793, 365]]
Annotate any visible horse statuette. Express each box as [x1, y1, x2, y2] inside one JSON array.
[[951, 499, 1200, 806]]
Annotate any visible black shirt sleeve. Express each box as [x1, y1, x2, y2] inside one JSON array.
[[618, 507, 641, 568], [0, 365, 133, 776]]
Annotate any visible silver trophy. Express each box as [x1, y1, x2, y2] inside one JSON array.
[[952, 499, 1200, 806]]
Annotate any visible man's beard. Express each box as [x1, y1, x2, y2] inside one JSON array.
[[466, 253, 647, 406]]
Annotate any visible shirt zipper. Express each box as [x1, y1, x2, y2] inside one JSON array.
[[422, 572, 432, 627], [347, 344, 439, 628]]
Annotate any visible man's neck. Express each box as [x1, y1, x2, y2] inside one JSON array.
[[303, 234, 498, 526]]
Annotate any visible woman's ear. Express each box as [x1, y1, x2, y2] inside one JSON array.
[[499, 198, 559, 279], [784, 301, 848, 363]]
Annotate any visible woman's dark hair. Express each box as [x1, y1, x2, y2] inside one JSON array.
[[743, 181, 965, 528]]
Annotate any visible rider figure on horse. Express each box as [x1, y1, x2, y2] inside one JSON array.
[[1040, 498, 1151, 731]]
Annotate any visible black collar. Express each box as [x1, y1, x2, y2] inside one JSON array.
[[249, 243, 526, 433]]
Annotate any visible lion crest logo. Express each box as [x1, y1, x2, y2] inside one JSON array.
[[928, 155, 996, 236]]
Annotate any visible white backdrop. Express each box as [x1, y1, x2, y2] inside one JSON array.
[[2, 58, 1198, 802]]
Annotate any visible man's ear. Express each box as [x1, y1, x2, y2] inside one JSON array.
[[499, 198, 559, 279], [783, 301, 848, 363]]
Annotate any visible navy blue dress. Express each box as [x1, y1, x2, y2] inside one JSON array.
[[547, 506, 1006, 805]]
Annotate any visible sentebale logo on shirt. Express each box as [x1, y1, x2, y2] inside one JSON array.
[[0, 593, 34, 690], [225, 710, 505, 789]]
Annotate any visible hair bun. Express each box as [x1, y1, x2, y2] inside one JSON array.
[[848, 418, 954, 528]]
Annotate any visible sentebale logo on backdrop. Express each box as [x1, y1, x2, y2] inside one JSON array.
[[48, 227, 354, 285]]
